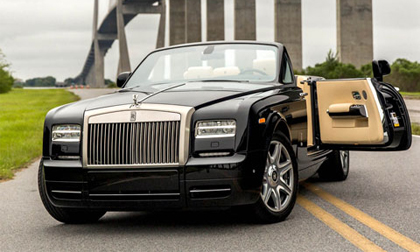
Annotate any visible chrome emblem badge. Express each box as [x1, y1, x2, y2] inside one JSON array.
[[130, 111, 136, 122], [130, 94, 139, 108]]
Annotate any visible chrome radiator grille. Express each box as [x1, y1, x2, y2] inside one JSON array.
[[87, 121, 180, 165]]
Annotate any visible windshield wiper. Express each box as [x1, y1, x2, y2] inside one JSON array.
[[119, 81, 179, 93], [136, 83, 186, 104], [119, 88, 148, 93], [197, 79, 250, 83], [118, 84, 149, 93]]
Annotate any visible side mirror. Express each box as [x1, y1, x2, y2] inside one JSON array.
[[116, 72, 131, 87], [372, 60, 391, 82]]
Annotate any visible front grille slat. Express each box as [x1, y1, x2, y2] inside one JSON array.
[[117, 124, 121, 164], [107, 124, 110, 164], [167, 122, 172, 162], [94, 124, 98, 164], [140, 123, 144, 164], [110, 124, 114, 165], [88, 124, 92, 165], [133, 123, 137, 164], [143, 123, 147, 164], [162, 122, 167, 164], [150, 122, 154, 164], [87, 121, 180, 166], [159, 122, 163, 163], [147, 123, 151, 164], [171, 121, 175, 162], [99, 124, 102, 164], [131, 123, 135, 164], [174, 121, 179, 163], [106, 124, 109, 165], [120, 124, 124, 164]]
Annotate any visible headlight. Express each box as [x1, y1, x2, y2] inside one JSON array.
[[195, 120, 236, 138], [52, 125, 81, 142]]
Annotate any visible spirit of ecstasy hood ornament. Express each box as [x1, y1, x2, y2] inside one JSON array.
[[130, 94, 139, 108]]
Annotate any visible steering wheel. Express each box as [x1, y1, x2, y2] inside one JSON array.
[[240, 68, 268, 76]]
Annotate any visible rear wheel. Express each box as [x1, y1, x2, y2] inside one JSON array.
[[38, 162, 106, 224], [252, 132, 298, 223], [318, 150, 350, 181]]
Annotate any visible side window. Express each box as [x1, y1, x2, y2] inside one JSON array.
[[282, 53, 294, 84]]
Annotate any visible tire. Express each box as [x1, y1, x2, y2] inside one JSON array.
[[252, 132, 299, 223], [317, 150, 350, 181], [38, 161, 106, 224]]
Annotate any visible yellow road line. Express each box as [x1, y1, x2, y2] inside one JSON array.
[[304, 183, 420, 252], [297, 195, 385, 252]]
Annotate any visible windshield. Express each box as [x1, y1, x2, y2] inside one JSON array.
[[124, 44, 278, 90]]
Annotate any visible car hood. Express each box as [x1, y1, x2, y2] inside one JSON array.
[[85, 82, 277, 110]]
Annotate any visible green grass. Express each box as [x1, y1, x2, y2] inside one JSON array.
[[0, 89, 79, 180], [412, 123, 420, 136], [401, 92, 420, 99]]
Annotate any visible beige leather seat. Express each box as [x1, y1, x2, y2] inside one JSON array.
[[183, 66, 213, 79], [253, 58, 276, 76], [213, 66, 241, 77]]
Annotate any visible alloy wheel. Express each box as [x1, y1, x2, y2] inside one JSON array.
[[261, 140, 294, 212]]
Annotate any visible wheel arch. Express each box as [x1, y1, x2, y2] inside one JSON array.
[[273, 118, 291, 141], [263, 111, 292, 150]]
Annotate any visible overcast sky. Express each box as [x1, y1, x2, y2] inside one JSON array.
[[0, 0, 419, 82]]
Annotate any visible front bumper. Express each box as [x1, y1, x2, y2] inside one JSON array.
[[42, 152, 265, 211]]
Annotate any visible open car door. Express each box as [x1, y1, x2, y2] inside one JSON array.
[[302, 61, 411, 151]]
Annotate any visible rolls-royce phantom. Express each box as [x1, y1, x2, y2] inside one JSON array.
[[39, 41, 412, 224]]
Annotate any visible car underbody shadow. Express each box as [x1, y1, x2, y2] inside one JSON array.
[[42, 205, 299, 237]]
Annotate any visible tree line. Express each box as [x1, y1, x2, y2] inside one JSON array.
[[23, 76, 56, 87]]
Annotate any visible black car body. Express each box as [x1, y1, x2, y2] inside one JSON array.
[[39, 41, 411, 223]]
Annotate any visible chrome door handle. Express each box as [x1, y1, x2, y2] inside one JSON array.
[[299, 92, 308, 98]]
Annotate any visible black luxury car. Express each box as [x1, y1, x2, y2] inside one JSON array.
[[39, 41, 411, 224]]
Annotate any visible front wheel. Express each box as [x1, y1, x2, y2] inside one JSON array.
[[38, 162, 106, 224], [252, 132, 298, 223]]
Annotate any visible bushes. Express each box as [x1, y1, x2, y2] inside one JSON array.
[[296, 50, 368, 79], [0, 49, 13, 94], [25, 76, 56, 87], [0, 68, 13, 94], [298, 51, 420, 92], [385, 59, 420, 92]]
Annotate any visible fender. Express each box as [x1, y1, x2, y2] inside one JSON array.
[[246, 92, 295, 153], [263, 111, 291, 148]]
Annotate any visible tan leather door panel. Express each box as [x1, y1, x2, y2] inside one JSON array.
[[316, 79, 384, 144], [296, 75, 314, 147]]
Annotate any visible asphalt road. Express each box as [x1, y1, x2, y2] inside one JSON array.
[[405, 98, 420, 124], [0, 89, 419, 252]]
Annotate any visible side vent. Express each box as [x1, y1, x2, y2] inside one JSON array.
[[189, 186, 231, 199]]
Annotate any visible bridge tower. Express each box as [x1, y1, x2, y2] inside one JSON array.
[[234, 0, 256, 40], [207, 0, 224, 41], [78, 0, 166, 87], [169, 0, 202, 45], [337, 0, 373, 68], [77, 0, 375, 86], [86, 0, 105, 88], [274, 0, 302, 70], [116, 0, 131, 75]]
